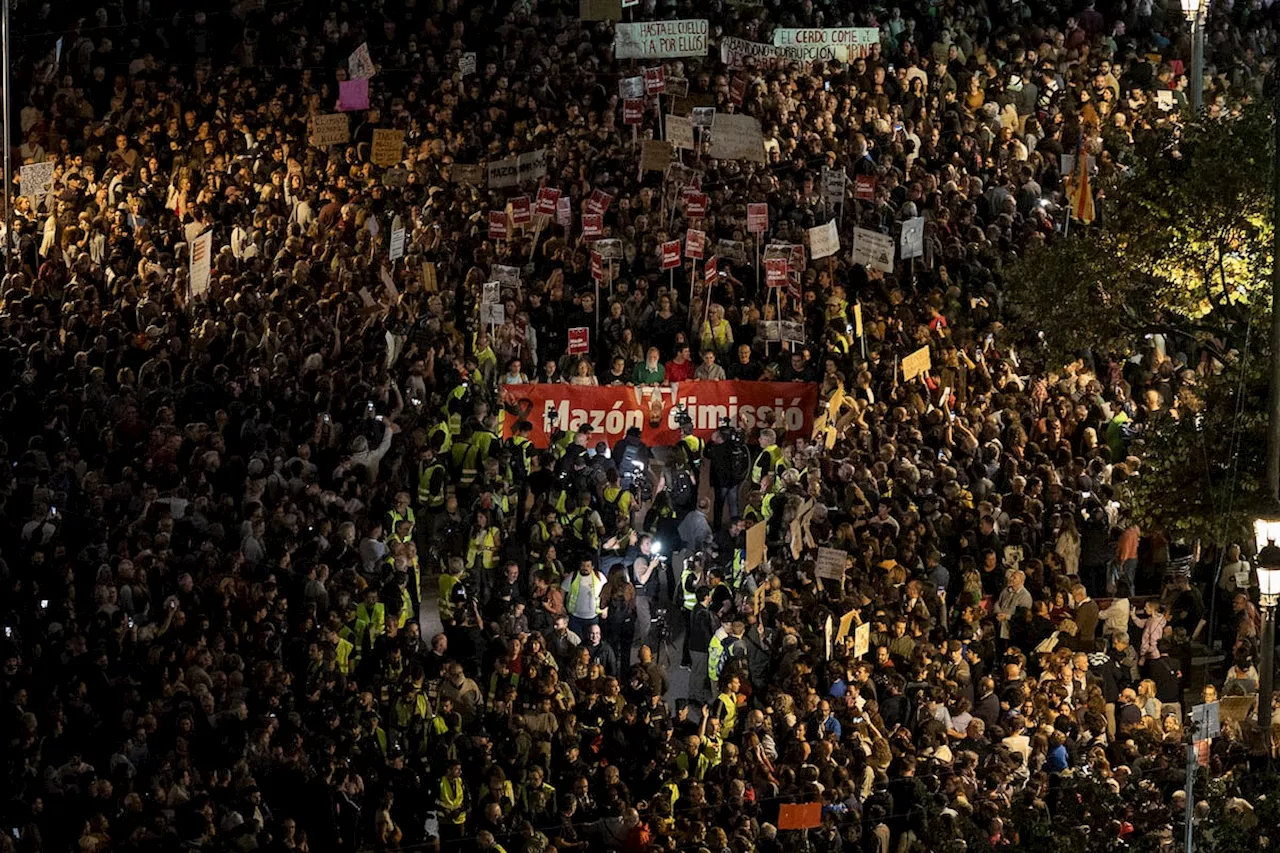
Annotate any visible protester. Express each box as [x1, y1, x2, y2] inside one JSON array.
[[1, 0, 1275, 851]]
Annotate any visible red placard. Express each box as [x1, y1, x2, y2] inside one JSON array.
[[568, 327, 590, 354], [581, 214, 603, 240], [777, 803, 823, 831], [747, 202, 768, 234], [765, 257, 787, 287], [488, 211, 508, 240], [590, 252, 604, 281], [685, 229, 705, 259], [644, 66, 665, 94], [510, 195, 532, 225], [535, 187, 560, 216], [686, 192, 708, 219], [704, 255, 718, 287], [730, 75, 746, 106], [623, 99, 644, 125], [499, 381, 820, 447], [661, 240, 682, 269], [854, 175, 876, 201], [585, 189, 613, 215]]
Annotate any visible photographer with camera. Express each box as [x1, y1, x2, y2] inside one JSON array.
[[707, 424, 752, 530]]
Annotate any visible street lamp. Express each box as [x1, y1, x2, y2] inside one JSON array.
[[1253, 516, 1280, 730], [1181, 0, 1206, 113]]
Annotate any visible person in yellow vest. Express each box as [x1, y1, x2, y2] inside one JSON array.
[[507, 420, 535, 481], [699, 303, 735, 355], [438, 557, 466, 626], [710, 673, 741, 736], [466, 509, 502, 574], [751, 428, 786, 485], [436, 760, 469, 844], [561, 557, 606, 639], [473, 329, 498, 385], [471, 413, 503, 461], [354, 587, 386, 658], [673, 734, 711, 780], [565, 491, 604, 555], [392, 570, 414, 628], [677, 420, 705, 479], [323, 625, 355, 677], [427, 418, 453, 457], [475, 830, 505, 853], [441, 381, 468, 434], [386, 491, 416, 541], [452, 424, 482, 489], [417, 447, 447, 515]]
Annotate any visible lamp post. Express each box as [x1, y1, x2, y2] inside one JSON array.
[[1181, 0, 1205, 113], [1253, 517, 1280, 737]]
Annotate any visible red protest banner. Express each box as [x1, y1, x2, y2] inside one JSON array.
[[585, 189, 613, 215], [662, 240, 682, 269], [644, 66, 665, 94], [623, 99, 644, 125], [511, 195, 532, 225], [686, 193, 708, 219], [854, 175, 876, 201], [499, 381, 820, 447], [704, 255, 718, 287], [581, 214, 604, 240], [685, 229, 705, 259], [590, 252, 604, 281], [765, 257, 787, 287], [730, 75, 746, 106], [568, 327, 590, 354], [488, 211, 508, 240], [747, 202, 768, 234], [535, 187, 560, 216]]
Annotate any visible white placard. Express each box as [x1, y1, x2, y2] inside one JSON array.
[[821, 166, 846, 205], [721, 35, 843, 69], [517, 149, 549, 184], [482, 281, 500, 305], [481, 303, 505, 326], [619, 76, 645, 99], [852, 227, 895, 274], [189, 230, 213, 299], [493, 265, 521, 288], [487, 156, 519, 189], [815, 547, 847, 581], [808, 220, 839, 260], [666, 114, 695, 151], [707, 113, 766, 163], [900, 216, 924, 260], [615, 20, 709, 59], [389, 215, 406, 262], [20, 161, 55, 211], [771, 27, 879, 61], [459, 52, 477, 76], [348, 42, 376, 80]]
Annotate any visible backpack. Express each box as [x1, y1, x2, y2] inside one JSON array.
[[598, 488, 625, 534], [670, 469, 695, 511], [725, 441, 752, 486]]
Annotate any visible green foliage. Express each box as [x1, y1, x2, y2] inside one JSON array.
[[1007, 106, 1274, 365], [1120, 356, 1268, 548], [1005, 105, 1278, 546]]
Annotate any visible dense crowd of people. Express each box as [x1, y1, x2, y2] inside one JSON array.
[[2, 0, 1279, 851]]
